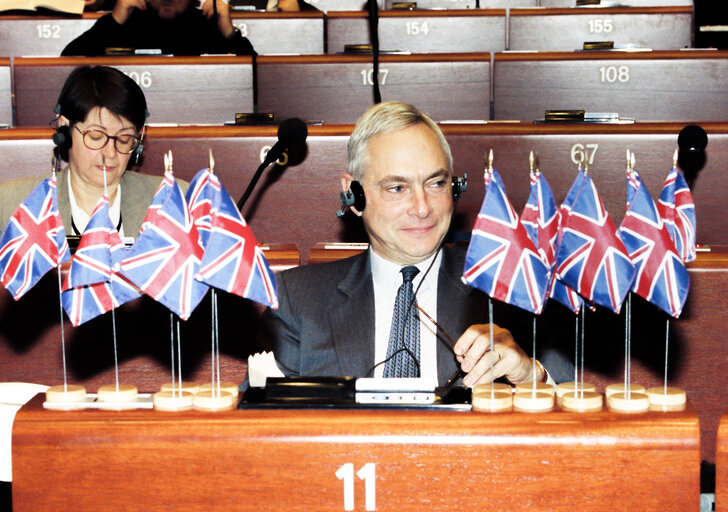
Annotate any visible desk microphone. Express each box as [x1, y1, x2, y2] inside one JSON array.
[[677, 124, 707, 183], [237, 118, 308, 211]]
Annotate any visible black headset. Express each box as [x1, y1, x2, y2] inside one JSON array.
[[52, 103, 146, 165], [336, 174, 467, 218]]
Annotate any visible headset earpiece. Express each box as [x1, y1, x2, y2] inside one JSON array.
[[133, 141, 144, 165], [52, 125, 71, 150], [336, 180, 366, 218], [452, 174, 467, 200]]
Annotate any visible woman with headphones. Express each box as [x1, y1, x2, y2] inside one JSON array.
[[0, 65, 184, 239]]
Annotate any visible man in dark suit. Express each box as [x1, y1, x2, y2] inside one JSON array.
[[259, 101, 572, 387]]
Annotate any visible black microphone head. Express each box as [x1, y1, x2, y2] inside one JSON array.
[[277, 118, 308, 149], [678, 124, 708, 154]]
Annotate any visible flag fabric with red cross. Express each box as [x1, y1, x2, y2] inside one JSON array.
[[120, 171, 208, 320], [186, 167, 215, 248], [0, 175, 70, 300], [521, 168, 583, 314], [61, 196, 140, 326], [462, 168, 550, 315], [192, 168, 278, 309], [618, 168, 689, 318], [657, 165, 697, 263], [554, 172, 635, 313]]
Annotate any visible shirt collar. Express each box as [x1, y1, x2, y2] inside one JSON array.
[[370, 248, 442, 294]]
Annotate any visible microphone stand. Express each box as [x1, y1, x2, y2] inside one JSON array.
[[237, 158, 273, 211], [367, 0, 381, 104]]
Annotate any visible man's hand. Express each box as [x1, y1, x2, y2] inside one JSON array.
[[112, 0, 146, 25], [201, 0, 236, 39], [453, 324, 543, 387]]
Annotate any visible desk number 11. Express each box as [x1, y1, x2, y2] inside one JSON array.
[[335, 463, 376, 511]]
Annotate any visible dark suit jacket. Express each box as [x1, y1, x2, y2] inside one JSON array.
[[260, 245, 574, 386]]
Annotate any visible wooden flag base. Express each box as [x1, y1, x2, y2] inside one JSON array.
[[607, 392, 650, 413], [605, 383, 646, 397], [646, 387, 687, 411], [193, 390, 236, 411], [472, 390, 512, 412], [561, 391, 604, 413], [556, 382, 597, 406], [513, 391, 554, 413], [160, 381, 200, 395], [199, 381, 240, 399], [515, 382, 555, 396], [153, 390, 194, 411], [98, 384, 138, 403], [45, 384, 86, 405]]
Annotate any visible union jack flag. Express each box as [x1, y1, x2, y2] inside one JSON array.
[[186, 167, 215, 247], [618, 168, 689, 318], [119, 171, 208, 320], [61, 196, 140, 326], [0, 175, 69, 300], [521, 168, 583, 314], [462, 169, 550, 314], [657, 165, 696, 263], [554, 172, 635, 313], [194, 169, 278, 309]]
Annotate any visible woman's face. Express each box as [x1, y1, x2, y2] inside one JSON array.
[[66, 106, 139, 192]]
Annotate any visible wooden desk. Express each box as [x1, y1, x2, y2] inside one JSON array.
[[326, 10, 507, 54], [493, 50, 728, 121], [508, 7, 693, 51], [0, 12, 322, 57], [541, 0, 692, 6], [0, 14, 96, 58], [0, 59, 10, 127], [13, 56, 254, 126], [12, 395, 700, 511], [718, 413, 728, 511], [257, 54, 491, 123]]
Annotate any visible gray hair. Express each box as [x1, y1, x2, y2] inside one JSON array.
[[347, 101, 453, 181]]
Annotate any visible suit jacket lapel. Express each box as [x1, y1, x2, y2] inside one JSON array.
[[436, 247, 474, 383], [56, 167, 72, 232], [329, 252, 376, 378]]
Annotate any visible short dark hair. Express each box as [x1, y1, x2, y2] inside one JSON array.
[[56, 65, 147, 132]]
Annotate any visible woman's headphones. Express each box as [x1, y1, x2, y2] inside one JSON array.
[[52, 103, 146, 165], [336, 175, 467, 218]]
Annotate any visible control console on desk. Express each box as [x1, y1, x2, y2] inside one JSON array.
[[326, 9, 507, 54], [508, 6, 693, 51], [257, 54, 491, 124], [12, 394, 700, 511], [493, 50, 728, 122], [13, 56, 254, 126]]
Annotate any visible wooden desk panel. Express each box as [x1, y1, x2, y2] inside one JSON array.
[[302, 0, 373, 11], [541, 0, 692, 5], [257, 54, 491, 123], [493, 51, 728, 121], [0, 12, 321, 58], [509, 7, 693, 51], [718, 413, 728, 511], [326, 10, 506, 54], [0, 59, 10, 127], [13, 56, 253, 126], [231, 12, 324, 55], [0, 14, 97, 58], [3, 122, 728, 253], [12, 396, 700, 511]]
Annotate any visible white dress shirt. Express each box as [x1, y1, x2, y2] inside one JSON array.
[[370, 248, 443, 381]]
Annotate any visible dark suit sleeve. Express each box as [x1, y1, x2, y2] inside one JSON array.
[[257, 271, 301, 377], [61, 14, 125, 56]]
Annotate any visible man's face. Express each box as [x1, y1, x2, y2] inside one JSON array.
[[148, 0, 193, 19], [355, 123, 453, 266]]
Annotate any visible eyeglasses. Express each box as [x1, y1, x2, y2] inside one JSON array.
[[74, 125, 141, 154]]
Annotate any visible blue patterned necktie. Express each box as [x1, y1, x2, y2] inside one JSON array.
[[383, 265, 420, 378]]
